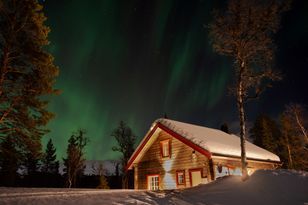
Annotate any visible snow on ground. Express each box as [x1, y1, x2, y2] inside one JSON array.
[[0, 169, 307, 205], [172, 169, 308, 205]]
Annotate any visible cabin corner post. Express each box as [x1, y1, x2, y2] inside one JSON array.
[[133, 164, 138, 189]]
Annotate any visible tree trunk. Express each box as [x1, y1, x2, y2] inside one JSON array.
[[294, 111, 308, 143], [286, 143, 293, 169], [73, 173, 76, 188], [68, 178, 72, 188], [67, 167, 72, 188], [285, 134, 293, 169], [237, 64, 248, 181], [122, 173, 128, 189]]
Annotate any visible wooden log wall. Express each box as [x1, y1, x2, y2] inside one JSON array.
[[136, 130, 210, 190]]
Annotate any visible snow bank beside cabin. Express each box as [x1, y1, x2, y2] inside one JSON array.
[[0, 170, 307, 205], [171, 169, 308, 205]]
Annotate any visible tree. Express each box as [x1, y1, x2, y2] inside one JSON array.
[[280, 113, 294, 169], [63, 129, 89, 188], [95, 163, 109, 189], [0, 0, 59, 171], [249, 114, 290, 167], [112, 121, 136, 188], [42, 138, 59, 174], [284, 103, 307, 144], [280, 104, 308, 170], [23, 148, 41, 175], [209, 0, 290, 180], [220, 123, 230, 134], [0, 136, 20, 186], [114, 161, 120, 177], [250, 114, 281, 153]]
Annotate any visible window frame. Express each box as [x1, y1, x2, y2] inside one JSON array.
[[160, 139, 171, 158], [176, 170, 186, 186]]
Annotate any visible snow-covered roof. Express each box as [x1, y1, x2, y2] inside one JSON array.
[[127, 118, 280, 169], [156, 119, 280, 162]]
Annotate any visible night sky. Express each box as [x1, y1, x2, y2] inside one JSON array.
[[43, 0, 308, 161]]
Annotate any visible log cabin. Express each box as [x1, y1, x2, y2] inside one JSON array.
[[127, 119, 280, 190]]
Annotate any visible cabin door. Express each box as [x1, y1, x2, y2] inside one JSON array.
[[190, 169, 202, 187]]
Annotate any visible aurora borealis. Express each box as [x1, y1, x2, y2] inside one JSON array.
[[43, 0, 308, 161]]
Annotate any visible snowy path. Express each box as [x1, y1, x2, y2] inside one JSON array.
[[0, 170, 307, 205]]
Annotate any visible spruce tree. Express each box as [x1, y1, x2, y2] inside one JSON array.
[[250, 114, 281, 154], [42, 138, 59, 174], [220, 123, 230, 134], [23, 150, 41, 175]]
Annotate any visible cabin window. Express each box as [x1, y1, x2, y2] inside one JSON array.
[[147, 175, 159, 190], [176, 170, 185, 185], [160, 139, 170, 158]]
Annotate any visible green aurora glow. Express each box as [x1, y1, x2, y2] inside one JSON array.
[[43, 0, 308, 160]]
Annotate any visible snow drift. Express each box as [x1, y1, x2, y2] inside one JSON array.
[[0, 169, 307, 205], [172, 169, 308, 205]]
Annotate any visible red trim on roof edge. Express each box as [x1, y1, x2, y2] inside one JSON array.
[[126, 124, 159, 170], [157, 123, 212, 159], [126, 122, 213, 171]]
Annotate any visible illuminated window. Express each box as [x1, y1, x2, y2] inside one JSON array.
[[147, 175, 159, 190], [160, 140, 170, 158], [176, 170, 185, 185]]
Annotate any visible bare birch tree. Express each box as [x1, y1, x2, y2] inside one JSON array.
[[209, 0, 290, 180], [285, 103, 308, 144], [281, 105, 308, 170]]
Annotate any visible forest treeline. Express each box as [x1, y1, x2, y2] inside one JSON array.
[[0, 123, 135, 189], [249, 103, 308, 170], [219, 103, 308, 171]]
